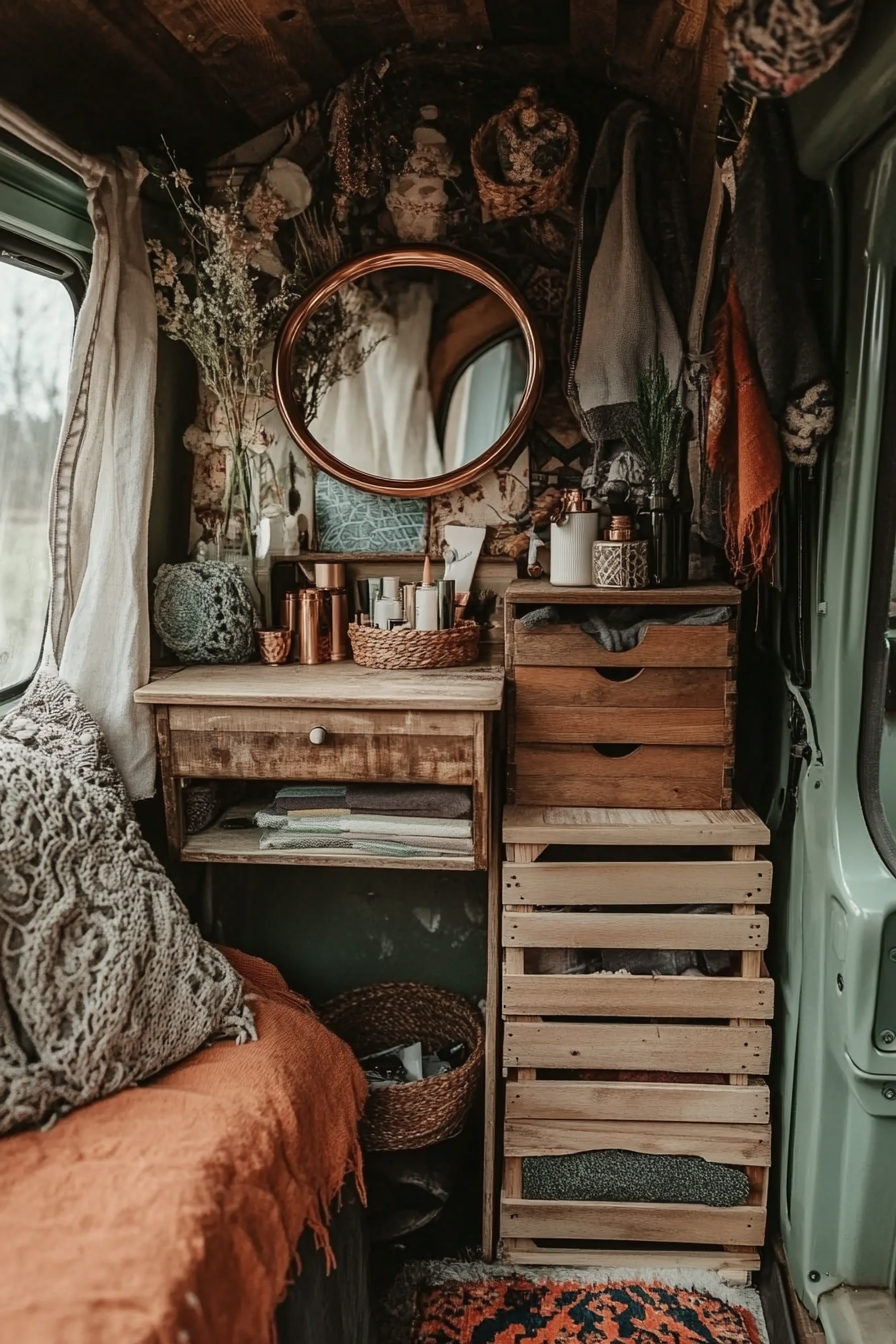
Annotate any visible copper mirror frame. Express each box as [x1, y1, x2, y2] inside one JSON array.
[[272, 245, 544, 499]]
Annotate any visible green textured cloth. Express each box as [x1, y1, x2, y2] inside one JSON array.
[[152, 561, 255, 664], [522, 1150, 750, 1206]]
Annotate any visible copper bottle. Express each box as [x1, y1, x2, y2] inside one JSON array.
[[280, 590, 300, 662], [298, 588, 328, 664], [314, 562, 349, 661]]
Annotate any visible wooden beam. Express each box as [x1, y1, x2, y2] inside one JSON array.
[[140, 0, 342, 127], [570, 0, 617, 71], [394, 0, 487, 42]]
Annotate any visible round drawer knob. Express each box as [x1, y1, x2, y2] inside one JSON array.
[[309, 726, 328, 745]]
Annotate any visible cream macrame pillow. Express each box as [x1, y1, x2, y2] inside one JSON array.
[[0, 674, 256, 1135]]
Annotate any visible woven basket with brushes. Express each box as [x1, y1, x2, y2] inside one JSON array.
[[347, 620, 480, 670], [318, 981, 484, 1151]]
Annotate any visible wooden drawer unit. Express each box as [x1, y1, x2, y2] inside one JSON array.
[[504, 580, 740, 809], [492, 804, 773, 1276], [135, 662, 504, 871]]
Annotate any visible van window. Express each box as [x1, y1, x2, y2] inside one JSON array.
[[0, 251, 76, 696]]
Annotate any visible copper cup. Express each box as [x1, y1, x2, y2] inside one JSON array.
[[256, 628, 293, 664]]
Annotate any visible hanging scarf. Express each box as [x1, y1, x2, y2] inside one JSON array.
[[729, 102, 835, 467], [707, 276, 782, 584], [726, 0, 865, 98]]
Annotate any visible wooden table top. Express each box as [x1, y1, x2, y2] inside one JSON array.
[[506, 579, 742, 605], [135, 661, 506, 712]]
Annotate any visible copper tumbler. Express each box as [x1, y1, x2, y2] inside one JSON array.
[[256, 628, 293, 664]]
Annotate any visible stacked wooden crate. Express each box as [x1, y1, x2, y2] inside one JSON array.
[[494, 581, 772, 1279]]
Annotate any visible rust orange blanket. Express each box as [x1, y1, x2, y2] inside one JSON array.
[[0, 948, 367, 1344]]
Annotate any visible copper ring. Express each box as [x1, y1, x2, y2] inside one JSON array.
[[272, 244, 544, 500]]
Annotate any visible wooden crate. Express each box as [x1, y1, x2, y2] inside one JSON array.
[[504, 580, 740, 809], [495, 803, 772, 1273]]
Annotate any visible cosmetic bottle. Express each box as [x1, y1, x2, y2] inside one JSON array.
[[414, 556, 439, 630]]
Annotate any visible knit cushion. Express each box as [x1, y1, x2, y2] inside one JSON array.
[[0, 674, 256, 1135], [523, 1149, 750, 1206], [153, 560, 256, 664]]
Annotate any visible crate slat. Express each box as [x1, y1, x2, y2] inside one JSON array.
[[503, 912, 769, 951], [503, 860, 772, 906], [505, 1080, 770, 1125], [498, 1245, 760, 1273], [501, 1198, 766, 1246], [503, 974, 774, 1019], [504, 1118, 771, 1164], [503, 1022, 772, 1074], [502, 806, 770, 847]]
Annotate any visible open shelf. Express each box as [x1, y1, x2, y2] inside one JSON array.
[[181, 825, 477, 870]]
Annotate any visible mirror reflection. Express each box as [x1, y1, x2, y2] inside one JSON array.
[[290, 266, 528, 482]]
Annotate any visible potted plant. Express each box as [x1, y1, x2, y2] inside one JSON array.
[[625, 355, 688, 586]]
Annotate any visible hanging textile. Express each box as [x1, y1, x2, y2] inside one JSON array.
[[707, 276, 782, 584], [728, 101, 834, 468], [0, 101, 158, 799], [726, 0, 865, 98], [567, 105, 688, 449]]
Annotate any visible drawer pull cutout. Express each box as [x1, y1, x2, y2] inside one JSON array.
[[592, 667, 644, 683], [591, 743, 642, 758]]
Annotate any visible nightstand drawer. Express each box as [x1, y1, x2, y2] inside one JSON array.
[[167, 705, 476, 784]]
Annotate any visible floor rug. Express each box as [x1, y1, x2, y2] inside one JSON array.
[[381, 1262, 769, 1344]]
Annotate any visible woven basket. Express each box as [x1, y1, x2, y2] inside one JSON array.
[[347, 620, 480, 670], [471, 110, 579, 220], [318, 981, 485, 1151]]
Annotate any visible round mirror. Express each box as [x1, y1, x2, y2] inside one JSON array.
[[272, 246, 543, 498]]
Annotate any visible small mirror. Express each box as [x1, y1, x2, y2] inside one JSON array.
[[273, 247, 543, 498]]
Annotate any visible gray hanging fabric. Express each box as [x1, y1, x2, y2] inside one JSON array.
[[564, 101, 694, 454], [726, 0, 865, 99]]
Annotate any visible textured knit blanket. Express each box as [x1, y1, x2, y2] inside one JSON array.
[[0, 675, 256, 1136]]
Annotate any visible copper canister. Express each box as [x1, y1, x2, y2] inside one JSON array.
[[314, 562, 348, 661], [280, 590, 300, 662], [298, 588, 327, 664]]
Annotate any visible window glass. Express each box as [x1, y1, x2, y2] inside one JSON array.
[[0, 259, 74, 694]]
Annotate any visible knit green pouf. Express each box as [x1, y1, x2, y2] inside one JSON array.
[[153, 561, 256, 664], [522, 1149, 750, 1206]]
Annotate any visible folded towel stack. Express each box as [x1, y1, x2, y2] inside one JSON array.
[[254, 784, 474, 858]]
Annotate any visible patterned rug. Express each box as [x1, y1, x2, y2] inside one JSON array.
[[402, 1272, 767, 1344]]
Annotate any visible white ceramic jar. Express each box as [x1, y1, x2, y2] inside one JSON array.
[[549, 489, 599, 586]]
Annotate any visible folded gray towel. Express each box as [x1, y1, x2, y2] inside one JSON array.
[[345, 785, 472, 820], [522, 1150, 750, 1206]]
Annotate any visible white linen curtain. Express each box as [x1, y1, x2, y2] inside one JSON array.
[[0, 102, 158, 798], [309, 282, 442, 480]]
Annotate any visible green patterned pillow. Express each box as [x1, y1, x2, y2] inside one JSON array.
[[315, 472, 427, 553]]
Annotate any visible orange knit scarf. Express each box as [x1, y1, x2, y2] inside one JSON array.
[[707, 274, 782, 584]]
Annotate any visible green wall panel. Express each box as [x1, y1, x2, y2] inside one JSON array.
[[213, 866, 488, 1006]]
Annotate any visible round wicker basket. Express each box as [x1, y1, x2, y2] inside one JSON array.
[[318, 981, 484, 1151], [347, 620, 480, 670], [471, 109, 579, 221]]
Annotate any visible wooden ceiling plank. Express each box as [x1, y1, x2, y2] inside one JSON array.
[[0, 0, 253, 157], [570, 0, 617, 71], [395, 0, 484, 43], [302, 0, 380, 72], [75, 0, 254, 149], [352, 0, 415, 48], [139, 0, 331, 126], [250, 0, 346, 89]]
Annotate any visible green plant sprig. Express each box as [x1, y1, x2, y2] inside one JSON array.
[[625, 355, 685, 490]]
